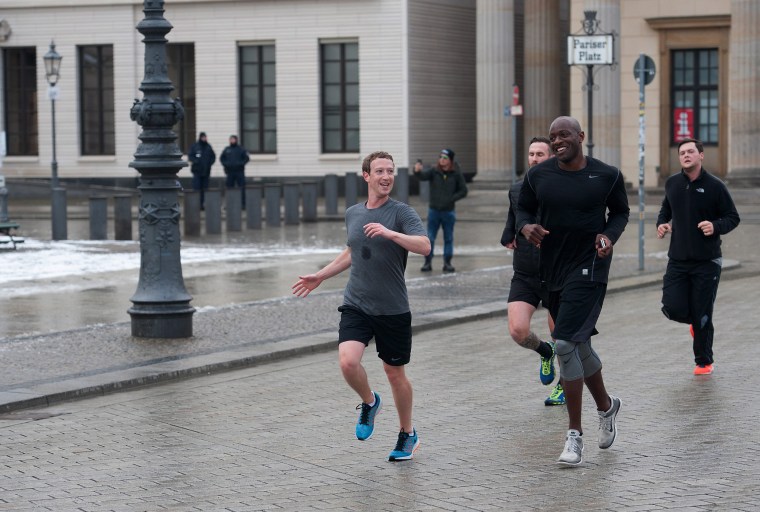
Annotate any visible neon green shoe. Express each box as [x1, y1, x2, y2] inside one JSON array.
[[539, 341, 556, 385], [544, 383, 565, 406]]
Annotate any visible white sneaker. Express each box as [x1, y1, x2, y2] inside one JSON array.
[[557, 429, 584, 466], [598, 395, 621, 449]]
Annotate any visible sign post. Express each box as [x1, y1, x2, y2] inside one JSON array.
[[510, 84, 521, 185], [634, 53, 656, 271], [504, 85, 523, 186], [566, 11, 615, 158]]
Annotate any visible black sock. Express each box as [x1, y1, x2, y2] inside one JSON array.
[[536, 341, 553, 360]]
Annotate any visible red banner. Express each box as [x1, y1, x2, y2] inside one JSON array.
[[673, 108, 694, 142]]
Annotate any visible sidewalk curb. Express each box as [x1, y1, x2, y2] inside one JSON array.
[[0, 261, 740, 414]]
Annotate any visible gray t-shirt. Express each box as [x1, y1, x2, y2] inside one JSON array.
[[343, 198, 426, 315]]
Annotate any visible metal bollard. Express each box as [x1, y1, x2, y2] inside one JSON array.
[[205, 188, 222, 235], [345, 172, 358, 209], [89, 196, 108, 240], [246, 184, 262, 229], [226, 187, 243, 232], [283, 182, 300, 225], [114, 194, 134, 240], [394, 166, 409, 204], [51, 187, 67, 241], [302, 181, 318, 222], [265, 183, 281, 227], [324, 173, 338, 215], [0, 178, 8, 223], [419, 180, 430, 202], [183, 191, 201, 237]]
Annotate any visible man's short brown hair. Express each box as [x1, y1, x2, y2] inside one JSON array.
[[677, 138, 704, 153], [362, 151, 395, 174]]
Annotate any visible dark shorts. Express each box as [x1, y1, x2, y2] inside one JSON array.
[[546, 281, 606, 342], [338, 306, 412, 366], [507, 271, 548, 308]]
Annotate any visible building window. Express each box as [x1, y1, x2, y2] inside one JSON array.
[[167, 43, 196, 154], [239, 44, 276, 154], [78, 45, 115, 155], [321, 42, 359, 153], [2, 47, 38, 156], [671, 48, 718, 144]]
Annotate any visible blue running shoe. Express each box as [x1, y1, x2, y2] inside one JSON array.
[[355, 392, 382, 441], [544, 383, 565, 406], [540, 341, 556, 385], [388, 429, 419, 461]]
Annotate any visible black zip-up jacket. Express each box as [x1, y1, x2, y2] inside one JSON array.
[[416, 166, 467, 211], [516, 157, 629, 290], [220, 143, 250, 173], [188, 139, 216, 177], [656, 168, 740, 262], [501, 180, 540, 275]]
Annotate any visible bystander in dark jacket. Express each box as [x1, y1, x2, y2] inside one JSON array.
[[188, 132, 216, 209]]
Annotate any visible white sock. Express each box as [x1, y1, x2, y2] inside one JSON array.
[[367, 393, 376, 408]]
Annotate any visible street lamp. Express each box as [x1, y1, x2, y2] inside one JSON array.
[[128, 0, 194, 338], [43, 40, 62, 188]]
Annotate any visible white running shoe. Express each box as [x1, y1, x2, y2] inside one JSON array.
[[598, 395, 621, 449], [557, 429, 584, 466]]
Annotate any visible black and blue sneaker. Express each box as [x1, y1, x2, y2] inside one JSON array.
[[355, 392, 382, 441], [388, 428, 419, 461]]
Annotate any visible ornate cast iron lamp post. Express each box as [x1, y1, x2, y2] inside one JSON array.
[[128, 0, 194, 338]]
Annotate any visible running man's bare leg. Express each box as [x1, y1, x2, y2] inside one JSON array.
[[508, 301, 540, 348], [384, 363, 413, 433], [564, 377, 584, 432], [584, 369, 612, 412], [338, 340, 374, 404]]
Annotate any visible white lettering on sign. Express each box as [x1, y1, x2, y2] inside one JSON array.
[[567, 35, 614, 65]]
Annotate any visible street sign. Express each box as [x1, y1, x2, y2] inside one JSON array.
[[47, 85, 60, 101], [633, 54, 656, 85], [510, 105, 523, 116], [567, 34, 614, 65]]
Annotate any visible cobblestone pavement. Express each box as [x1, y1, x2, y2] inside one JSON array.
[[1, 274, 759, 511]]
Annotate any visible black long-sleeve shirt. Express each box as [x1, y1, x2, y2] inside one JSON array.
[[516, 157, 629, 290], [656, 169, 740, 262]]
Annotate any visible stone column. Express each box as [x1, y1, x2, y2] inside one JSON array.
[[523, 0, 565, 146], [727, 0, 760, 185], [476, 0, 515, 180]]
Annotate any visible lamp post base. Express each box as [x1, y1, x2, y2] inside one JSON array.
[[128, 305, 195, 338]]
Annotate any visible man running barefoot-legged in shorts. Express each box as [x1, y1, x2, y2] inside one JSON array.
[[517, 117, 629, 466], [292, 151, 431, 461], [501, 137, 564, 405]]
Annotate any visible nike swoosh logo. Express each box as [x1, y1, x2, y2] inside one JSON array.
[[588, 175, 600, 179]]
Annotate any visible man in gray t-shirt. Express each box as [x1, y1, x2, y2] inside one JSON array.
[[293, 151, 430, 462]]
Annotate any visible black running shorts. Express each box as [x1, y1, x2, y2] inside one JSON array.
[[507, 270, 548, 308], [338, 306, 412, 366], [546, 281, 606, 342]]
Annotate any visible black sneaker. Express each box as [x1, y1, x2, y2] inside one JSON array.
[[420, 260, 432, 272], [442, 261, 455, 272]]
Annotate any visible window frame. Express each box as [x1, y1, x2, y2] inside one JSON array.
[[238, 43, 276, 154], [320, 41, 359, 154], [670, 48, 719, 146], [78, 44, 115, 156], [2, 47, 38, 156], [167, 43, 196, 154]]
